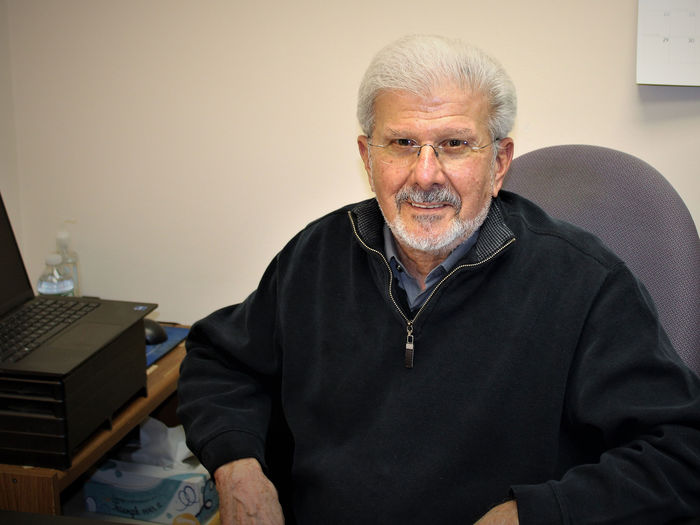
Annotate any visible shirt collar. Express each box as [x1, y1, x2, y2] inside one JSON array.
[[383, 224, 481, 312], [383, 224, 481, 278]]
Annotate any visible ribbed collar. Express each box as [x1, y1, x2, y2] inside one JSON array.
[[350, 197, 516, 265]]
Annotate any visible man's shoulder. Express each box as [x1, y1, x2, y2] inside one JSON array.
[[279, 198, 376, 254], [299, 198, 374, 233], [498, 191, 623, 271]]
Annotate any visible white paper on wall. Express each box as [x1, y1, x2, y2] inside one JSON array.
[[637, 0, 700, 86]]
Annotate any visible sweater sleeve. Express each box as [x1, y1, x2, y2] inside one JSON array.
[[176, 255, 283, 477], [512, 264, 700, 524]]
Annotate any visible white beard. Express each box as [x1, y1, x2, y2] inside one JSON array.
[[386, 193, 492, 256]]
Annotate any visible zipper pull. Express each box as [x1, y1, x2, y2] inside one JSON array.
[[405, 323, 414, 368]]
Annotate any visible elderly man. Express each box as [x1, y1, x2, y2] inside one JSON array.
[[177, 35, 700, 524]]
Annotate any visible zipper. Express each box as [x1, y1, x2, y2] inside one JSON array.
[[348, 211, 515, 368]]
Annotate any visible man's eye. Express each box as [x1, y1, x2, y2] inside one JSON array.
[[442, 139, 470, 149], [392, 138, 416, 148]]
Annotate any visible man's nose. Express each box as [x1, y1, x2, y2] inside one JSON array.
[[412, 144, 446, 187]]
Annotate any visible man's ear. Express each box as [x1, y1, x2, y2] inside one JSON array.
[[358, 135, 374, 192], [492, 137, 514, 197]]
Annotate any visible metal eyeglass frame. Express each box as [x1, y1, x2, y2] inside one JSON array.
[[367, 138, 500, 165]]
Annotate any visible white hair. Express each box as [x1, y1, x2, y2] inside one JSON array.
[[357, 35, 517, 142]]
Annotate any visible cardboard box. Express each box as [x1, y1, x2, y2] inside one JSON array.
[[84, 458, 218, 524]]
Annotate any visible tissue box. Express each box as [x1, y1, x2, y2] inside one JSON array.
[[84, 458, 218, 524]]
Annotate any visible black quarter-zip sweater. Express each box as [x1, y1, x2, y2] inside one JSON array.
[[178, 192, 700, 524]]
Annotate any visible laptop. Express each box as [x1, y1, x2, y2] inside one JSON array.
[[0, 192, 157, 468]]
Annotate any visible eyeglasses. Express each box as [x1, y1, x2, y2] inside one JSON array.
[[367, 137, 498, 169]]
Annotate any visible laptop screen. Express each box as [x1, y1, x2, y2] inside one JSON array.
[[0, 193, 34, 316]]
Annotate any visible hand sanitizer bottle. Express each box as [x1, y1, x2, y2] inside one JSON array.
[[37, 254, 75, 296], [56, 229, 80, 296]]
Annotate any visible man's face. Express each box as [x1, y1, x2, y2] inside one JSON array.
[[358, 86, 513, 257]]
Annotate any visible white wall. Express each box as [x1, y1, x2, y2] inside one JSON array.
[[2, 0, 699, 324], [0, 0, 19, 238]]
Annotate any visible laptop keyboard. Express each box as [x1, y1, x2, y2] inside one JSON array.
[[0, 299, 100, 363]]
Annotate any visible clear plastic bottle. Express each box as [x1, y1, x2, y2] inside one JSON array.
[[37, 253, 75, 296], [56, 229, 80, 296]]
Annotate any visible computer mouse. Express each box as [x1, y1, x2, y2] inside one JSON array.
[[144, 318, 167, 345]]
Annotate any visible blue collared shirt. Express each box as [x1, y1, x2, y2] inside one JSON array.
[[383, 224, 480, 311]]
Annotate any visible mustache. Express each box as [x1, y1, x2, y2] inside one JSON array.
[[395, 185, 462, 209]]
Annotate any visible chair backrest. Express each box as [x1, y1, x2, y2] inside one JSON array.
[[503, 144, 700, 376]]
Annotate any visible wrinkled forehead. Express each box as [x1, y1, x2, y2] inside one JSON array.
[[371, 86, 492, 137]]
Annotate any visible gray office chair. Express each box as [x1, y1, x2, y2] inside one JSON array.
[[503, 144, 700, 377]]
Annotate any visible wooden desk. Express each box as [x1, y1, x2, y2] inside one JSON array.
[[0, 343, 185, 515]]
